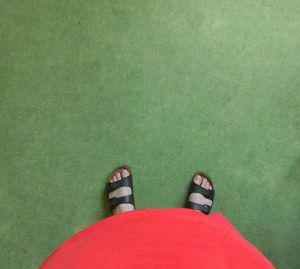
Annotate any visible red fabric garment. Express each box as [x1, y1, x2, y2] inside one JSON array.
[[39, 208, 275, 269]]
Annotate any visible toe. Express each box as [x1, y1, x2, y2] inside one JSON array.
[[201, 177, 207, 187], [205, 179, 212, 190], [193, 175, 202, 185], [113, 175, 117, 182], [116, 172, 121, 180], [121, 169, 130, 178]]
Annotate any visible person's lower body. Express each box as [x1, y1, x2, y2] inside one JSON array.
[[39, 165, 276, 268], [106, 165, 245, 240]]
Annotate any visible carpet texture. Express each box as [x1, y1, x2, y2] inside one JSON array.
[[1, 1, 299, 268]]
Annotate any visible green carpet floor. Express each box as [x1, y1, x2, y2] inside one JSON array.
[[1, 1, 299, 268]]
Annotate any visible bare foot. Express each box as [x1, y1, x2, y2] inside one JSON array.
[[188, 174, 213, 210], [107, 168, 135, 215]]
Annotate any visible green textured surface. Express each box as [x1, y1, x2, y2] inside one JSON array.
[[1, 1, 300, 268]]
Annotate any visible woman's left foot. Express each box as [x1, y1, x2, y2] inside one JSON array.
[[107, 166, 135, 215]]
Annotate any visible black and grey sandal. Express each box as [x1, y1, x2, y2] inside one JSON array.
[[107, 164, 135, 213], [185, 171, 215, 215]]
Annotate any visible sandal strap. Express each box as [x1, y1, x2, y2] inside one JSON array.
[[110, 194, 135, 211], [107, 175, 133, 193], [190, 181, 214, 200], [185, 201, 212, 215]]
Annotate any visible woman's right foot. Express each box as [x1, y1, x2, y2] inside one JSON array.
[[185, 173, 214, 214]]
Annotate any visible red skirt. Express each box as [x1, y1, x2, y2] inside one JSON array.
[[39, 208, 275, 268]]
